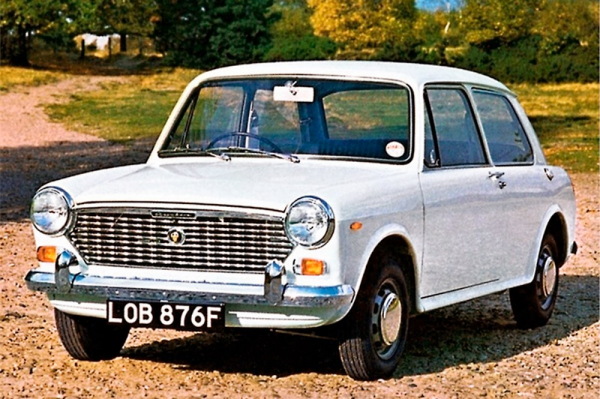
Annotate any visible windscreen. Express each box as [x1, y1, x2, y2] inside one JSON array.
[[161, 78, 412, 162]]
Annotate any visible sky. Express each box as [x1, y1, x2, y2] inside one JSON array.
[[416, 0, 463, 10]]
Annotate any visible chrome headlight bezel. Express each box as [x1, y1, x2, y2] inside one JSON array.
[[284, 196, 335, 248], [30, 187, 74, 236]]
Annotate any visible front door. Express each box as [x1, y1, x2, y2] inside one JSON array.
[[419, 86, 505, 298]]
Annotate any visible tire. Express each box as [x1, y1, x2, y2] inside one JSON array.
[[54, 308, 130, 361], [338, 256, 410, 380], [509, 234, 560, 329]]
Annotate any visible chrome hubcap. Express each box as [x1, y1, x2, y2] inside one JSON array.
[[372, 278, 403, 360], [541, 256, 556, 298], [380, 293, 401, 346]]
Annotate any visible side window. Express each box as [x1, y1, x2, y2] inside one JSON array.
[[425, 88, 486, 167], [472, 90, 533, 165]]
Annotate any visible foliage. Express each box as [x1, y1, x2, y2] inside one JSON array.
[[90, 0, 157, 53], [0, 0, 86, 65], [265, 0, 336, 61], [0, 0, 597, 82], [455, 0, 598, 82], [153, 0, 275, 69], [460, 0, 542, 48], [308, 0, 417, 60]]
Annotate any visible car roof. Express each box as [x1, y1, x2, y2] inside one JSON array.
[[195, 61, 512, 94]]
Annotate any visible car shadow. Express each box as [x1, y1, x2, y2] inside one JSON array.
[[122, 274, 598, 378], [0, 140, 152, 223]]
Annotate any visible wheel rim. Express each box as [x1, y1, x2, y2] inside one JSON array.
[[538, 246, 557, 310], [371, 278, 403, 360]]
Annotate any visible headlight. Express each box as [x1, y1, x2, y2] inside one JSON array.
[[30, 187, 73, 235], [285, 196, 334, 248]]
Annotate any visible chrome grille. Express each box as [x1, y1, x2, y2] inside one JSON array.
[[68, 209, 294, 273]]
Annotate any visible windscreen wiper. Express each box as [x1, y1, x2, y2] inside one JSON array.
[[157, 147, 231, 161], [219, 146, 300, 163]]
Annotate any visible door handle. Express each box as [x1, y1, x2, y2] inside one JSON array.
[[488, 171, 507, 189], [488, 171, 505, 179]]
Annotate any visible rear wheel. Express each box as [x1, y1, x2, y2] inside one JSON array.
[[55, 308, 130, 361], [509, 234, 560, 329], [338, 256, 409, 380]]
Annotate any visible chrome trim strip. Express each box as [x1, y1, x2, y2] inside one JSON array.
[[24, 271, 354, 308], [74, 206, 285, 222]]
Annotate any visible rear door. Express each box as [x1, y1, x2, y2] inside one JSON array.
[[470, 89, 546, 280]]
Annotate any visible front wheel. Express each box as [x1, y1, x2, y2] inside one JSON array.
[[338, 257, 410, 380], [509, 234, 560, 329], [55, 308, 130, 361]]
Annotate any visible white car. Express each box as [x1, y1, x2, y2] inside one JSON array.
[[26, 61, 577, 380]]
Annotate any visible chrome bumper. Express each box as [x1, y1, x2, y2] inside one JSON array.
[[24, 252, 354, 308]]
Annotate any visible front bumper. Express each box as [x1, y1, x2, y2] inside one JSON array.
[[25, 250, 355, 328], [25, 269, 354, 308]]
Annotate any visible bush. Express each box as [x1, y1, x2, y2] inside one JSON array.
[[454, 36, 599, 83], [265, 35, 337, 61]]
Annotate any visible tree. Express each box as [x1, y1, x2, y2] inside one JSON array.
[[153, 0, 275, 68], [265, 0, 337, 61], [0, 0, 82, 65], [93, 0, 157, 53], [307, 0, 417, 60], [459, 0, 542, 49]]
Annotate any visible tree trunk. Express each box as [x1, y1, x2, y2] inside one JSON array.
[[80, 39, 85, 59], [120, 33, 127, 53], [10, 26, 29, 66]]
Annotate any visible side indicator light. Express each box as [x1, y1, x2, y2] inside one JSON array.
[[350, 222, 363, 231], [301, 259, 325, 275], [37, 246, 58, 263]]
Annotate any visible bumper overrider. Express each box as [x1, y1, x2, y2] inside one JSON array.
[[25, 250, 355, 320]]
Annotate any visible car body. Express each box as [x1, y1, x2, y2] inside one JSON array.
[[25, 61, 577, 380]]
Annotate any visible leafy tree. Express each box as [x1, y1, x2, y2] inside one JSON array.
[[307, 0, 417, 60], [459, 0, 542, 49], [265, 0, 336, 61], [153, 0, 275, 69], [92, 0, 157, 53], [412, 8, 462, 64], [0, 0, 83, 65]]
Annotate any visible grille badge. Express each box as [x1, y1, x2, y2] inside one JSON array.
[[152, 211, 196, 219], [167, 227, 186, 245]]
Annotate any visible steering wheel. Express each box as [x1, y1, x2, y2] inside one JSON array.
[[206, 132, 283, 153]]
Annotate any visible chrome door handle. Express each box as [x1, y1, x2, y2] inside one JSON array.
[[488, 171, 505, 179]]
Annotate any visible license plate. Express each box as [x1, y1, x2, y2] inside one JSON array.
[[106, 299, 224, 331]]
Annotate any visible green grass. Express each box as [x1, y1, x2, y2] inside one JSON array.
[[46, 74, 598, 173], [0, 66, 65, 91], [510, 83, 599, 173], [46, 68, 201, 142]]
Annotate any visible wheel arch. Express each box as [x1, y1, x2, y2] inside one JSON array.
[[543, 211, 570, 268], [354, 229, 419, 315]]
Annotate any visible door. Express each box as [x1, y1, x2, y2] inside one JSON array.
[[419, 87, 505, 298], [470, 89, 546, 280]]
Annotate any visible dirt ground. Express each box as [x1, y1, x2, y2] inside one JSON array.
[[0, 78, 598, 398]]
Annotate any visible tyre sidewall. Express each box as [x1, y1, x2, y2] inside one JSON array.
[[339, 256, 410, 379]]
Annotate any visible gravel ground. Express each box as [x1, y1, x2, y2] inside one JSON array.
[[0, 77, 598, 398]]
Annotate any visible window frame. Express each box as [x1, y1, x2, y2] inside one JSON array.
[[423, 84, 490, 169], [470, 88, 535, 167]]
